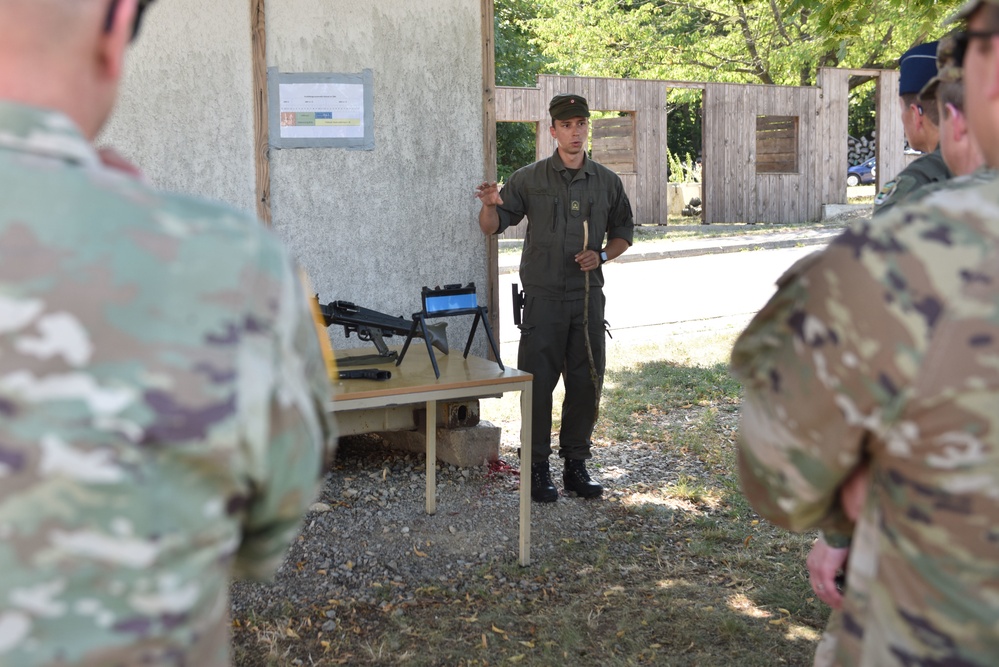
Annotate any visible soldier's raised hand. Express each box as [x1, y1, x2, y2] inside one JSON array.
[[474, 181, 503, 207]]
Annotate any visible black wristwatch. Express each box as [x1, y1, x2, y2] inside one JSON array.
[[599, 250, 608, 264]]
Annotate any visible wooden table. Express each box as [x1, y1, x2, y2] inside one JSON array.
[[329, 348, 534, 566]]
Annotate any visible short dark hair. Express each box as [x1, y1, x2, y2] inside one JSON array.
[[937, 79, 965, 115], [902, 92, 940, 126]]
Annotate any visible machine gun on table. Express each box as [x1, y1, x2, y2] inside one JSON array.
[[315, 297, 449, 367]]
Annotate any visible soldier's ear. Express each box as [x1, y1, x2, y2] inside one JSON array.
[[947, 103, 969, 141], [96, 0, 136, 82]]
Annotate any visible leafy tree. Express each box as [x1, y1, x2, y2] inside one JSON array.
[[496, 0, 550, 87], [520, 0, 963, 89], [667, 96, 702, 170], [495, 0, 552, 181], [848, 83, 877, 140], [503, 0, 963, 170], [497, 124, 536, 183]]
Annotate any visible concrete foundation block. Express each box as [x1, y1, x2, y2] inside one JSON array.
[[376, 420, 501, 468], [822, 203, 870, 219], [435, 400, 480, 429], [667, 182, 702, 217]]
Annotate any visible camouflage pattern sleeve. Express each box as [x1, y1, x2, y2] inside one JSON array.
[[873, 149, 951, 217], [731, 213, 935, 536], [0, 101, 335, 665], [734, 176, 999, 664], [230, 237, 336, 581]]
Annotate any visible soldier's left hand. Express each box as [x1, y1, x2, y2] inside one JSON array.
[[807, 537, 849, 609], [575, 249, 600, 272]]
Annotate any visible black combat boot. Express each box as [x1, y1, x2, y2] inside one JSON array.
[[530, 461, 559, 503], [563, 459, 603, 499]]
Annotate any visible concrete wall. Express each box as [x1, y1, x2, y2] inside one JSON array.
[[267, 0, 487, 351], [666, 183, 702, 218], [101, 0, 257, 213], [102, 0, 489, 353]]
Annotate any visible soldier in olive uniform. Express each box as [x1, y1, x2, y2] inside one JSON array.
[[733, 1, 999, 663], [0, 1, 335, 665], [475, 94, 634, 503], [873, 41, 953, 216]]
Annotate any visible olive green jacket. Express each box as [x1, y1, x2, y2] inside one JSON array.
[[496, 149, 634, 300], [872, 147, 951, 216]]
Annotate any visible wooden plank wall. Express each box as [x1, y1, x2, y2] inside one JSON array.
[[816, 68, 850, 206], [495, 86, 544, 122], [876, 71, 905, 193], [495, 75, 671, 226], [497, 70, 898, 227], [635, 77, 666, 226], [755, 116, 799, 173], [592, 115, 636, 172], [480, 0, 499, 353], [703, 84, 746, 223], [703, 83, 822, 224]]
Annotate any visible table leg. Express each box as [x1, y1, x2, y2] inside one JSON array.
[[519, 382, 532, 566], [426, 399, 436, 515]]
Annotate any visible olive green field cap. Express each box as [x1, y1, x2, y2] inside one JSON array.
[[549, 94, 590, 121]]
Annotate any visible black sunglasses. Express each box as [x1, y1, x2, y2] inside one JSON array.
[[104, 0, 156, 42], [953, 29, 999, 67]]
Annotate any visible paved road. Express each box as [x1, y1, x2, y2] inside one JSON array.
[[495, 245, 820, 348]]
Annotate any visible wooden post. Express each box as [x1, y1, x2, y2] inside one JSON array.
[[876, 71, 904, 195], [481, 0, 499, 356], [251, 0, 272, 225]]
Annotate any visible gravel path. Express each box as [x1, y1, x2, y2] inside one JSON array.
[[228, 419, 707, 621]]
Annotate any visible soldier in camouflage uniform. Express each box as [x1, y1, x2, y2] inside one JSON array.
[[0, 1, 335, 665], [872, 41, 952, 217], [732, 1, 999, 663], [920, 35, 987, 179], [804, 30, 995, 615]]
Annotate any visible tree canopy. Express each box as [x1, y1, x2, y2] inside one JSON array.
[[493, 0, 966, 177], [517, 0, 964, 89]]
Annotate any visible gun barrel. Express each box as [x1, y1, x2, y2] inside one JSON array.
[[317, 299, 450, 355]]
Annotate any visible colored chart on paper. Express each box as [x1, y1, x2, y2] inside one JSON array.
[[278, 83, 365, 139]]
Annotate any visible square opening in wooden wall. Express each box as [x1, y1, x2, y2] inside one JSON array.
[[591, 112, 637, 174], [756, 115, 799, 174]]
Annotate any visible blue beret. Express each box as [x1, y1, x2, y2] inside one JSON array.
[[899, 41, 940, 95]]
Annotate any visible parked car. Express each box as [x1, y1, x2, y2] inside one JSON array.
[[847, 157, 876, 187]]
